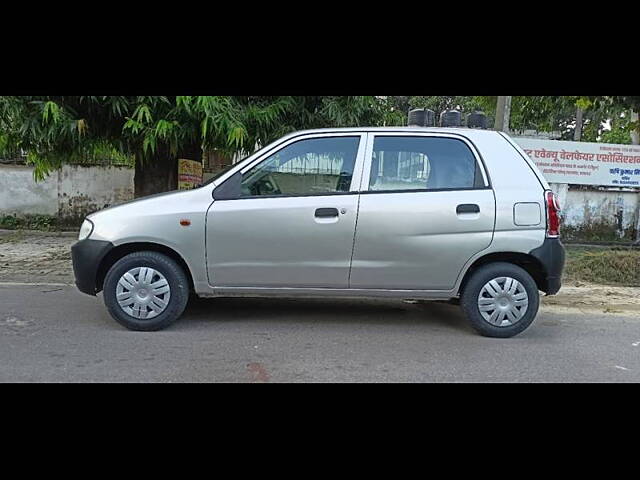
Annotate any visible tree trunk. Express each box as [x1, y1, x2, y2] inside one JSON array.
[[133, 142, 202, 198], [134, 146, 176, 198], [574, 107, 583, 141], [494, 96, 512, 132], [631, 110, 639, 145], [178, 142, 203, 165]]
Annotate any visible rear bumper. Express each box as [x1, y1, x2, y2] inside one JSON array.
[[71, 239, 114, 296], [529, 237, 565, 295]]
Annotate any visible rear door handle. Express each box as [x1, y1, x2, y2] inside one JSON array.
[[456, 204, 480, 214], [315, 208, 339, 218]]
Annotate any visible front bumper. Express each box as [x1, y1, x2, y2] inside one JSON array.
[[71, 239, 114, 295], [529, 237, 565, 295]]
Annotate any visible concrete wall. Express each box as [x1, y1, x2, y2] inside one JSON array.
[[0, 164, 134, 221], [550, 183, 639, 230], [2, 162, 639, 238], [565, 190, 638, 230], [57, 165, 133, 221], [0, 165, 59, 216]]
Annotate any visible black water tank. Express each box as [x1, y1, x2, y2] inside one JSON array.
[[408, 108, 435, 127], [440, 109, 462, 127], [466, 110, 488, 129]]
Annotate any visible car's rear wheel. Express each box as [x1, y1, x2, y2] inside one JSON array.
[[103, 251, 190, 331], [460, 262, 539, 338]]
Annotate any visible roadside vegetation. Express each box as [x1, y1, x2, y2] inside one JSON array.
[[562, 220, 638, 244], [564, 245, 640, 287], [2, 96, 638, 198], [0, 214, 61, 231]]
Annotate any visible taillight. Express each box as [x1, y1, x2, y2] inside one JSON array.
[[545, 190, 561, 238]]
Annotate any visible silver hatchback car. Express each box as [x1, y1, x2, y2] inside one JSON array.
[[72, 127, 565, 337]]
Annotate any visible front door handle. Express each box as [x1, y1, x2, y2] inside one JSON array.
[[456, 204, 480, 214], [315, 208, 339, 218]]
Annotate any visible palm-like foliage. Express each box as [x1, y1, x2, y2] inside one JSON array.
[[0, 96, 391, 191], [0, 96, 134, 179], [3, 95, 637, 189]]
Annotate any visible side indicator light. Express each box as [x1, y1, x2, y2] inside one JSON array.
[[180, 219, 191, 227]]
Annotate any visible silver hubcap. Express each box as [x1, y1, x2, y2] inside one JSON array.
[[116, 267, 170, 319], [477, 276, 528, 327]]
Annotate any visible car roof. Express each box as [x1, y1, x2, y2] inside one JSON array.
[[282, 126, 500, 139]]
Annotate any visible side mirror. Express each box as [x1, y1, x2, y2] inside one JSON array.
[[212, 171, 242, 200]]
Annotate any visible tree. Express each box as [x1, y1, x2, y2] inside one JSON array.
[[121, 96, 296, 195], [401, 96, 486, 122], [0, 96, 390, 197], [584, 96, 640, 144], [394, 96, 635, 143], [0, 96, 298, 197], [587, 96, 640, 112], [385, 96, 498, 126]]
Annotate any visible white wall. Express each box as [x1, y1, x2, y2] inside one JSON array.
[[57, 165, 133, 220], [0, 165, 59, 216], [0, 164, 134, 221], [564, 189, 638, 229], [550, 183, 639, 230], [2, 163, 639, 234]]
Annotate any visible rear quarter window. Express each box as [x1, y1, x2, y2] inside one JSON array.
[[369, 136, 484, 191]]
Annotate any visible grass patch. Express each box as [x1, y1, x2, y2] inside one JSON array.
[[564, 246, 640, 287], [0, 214, 59, 231], [562, 220, 637, 243]]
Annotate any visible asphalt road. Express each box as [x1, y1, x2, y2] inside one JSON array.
[[1, 284, 639, 382]]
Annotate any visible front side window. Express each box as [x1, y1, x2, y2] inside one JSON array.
[[241, 136, 360, 197], [368, 136, 480, 192]]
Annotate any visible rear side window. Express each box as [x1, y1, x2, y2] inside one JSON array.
[[368, 136, 483, 192]]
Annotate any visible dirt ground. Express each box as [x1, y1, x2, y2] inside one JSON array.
[[0, 230, 76, 284], [540, 281, 640, 317], [1, 229, 639, 317]]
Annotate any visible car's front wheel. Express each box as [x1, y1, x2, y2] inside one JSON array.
[[460, 262, 540, 338], [103, 251, 190, 331]]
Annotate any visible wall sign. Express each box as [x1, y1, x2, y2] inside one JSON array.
[[178, 158, 203, 190], [513, 137, 640, 187]]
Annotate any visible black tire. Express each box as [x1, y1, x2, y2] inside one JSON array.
[[103, 251, 190, 331], [460, 262, 539, 338]]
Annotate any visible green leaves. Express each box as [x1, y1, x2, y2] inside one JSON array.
[[133, 104, 152, 124], [123, 117, 144, 135], [176, 96, 193, 113], [154, 119, 177, 140], [143, 135, 157, 155], [227, 126, 247, 149], [42, 101, 61, 124], [576, 97, 592, 110], [1, 95, 399, 186]]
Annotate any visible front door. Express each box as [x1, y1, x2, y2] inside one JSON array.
[[206, 134, 365, 288], [349, 133, 496, 291]]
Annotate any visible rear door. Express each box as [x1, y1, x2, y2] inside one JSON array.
[[349, 133, 495, 291]]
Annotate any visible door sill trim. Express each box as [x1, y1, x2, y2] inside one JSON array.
[[199, 286, 455, 300]]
